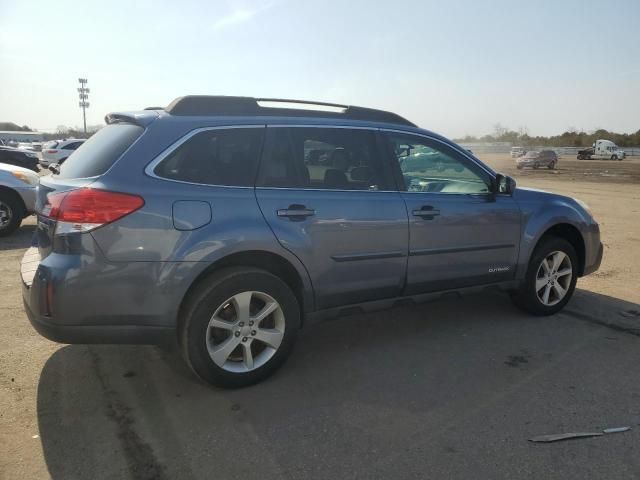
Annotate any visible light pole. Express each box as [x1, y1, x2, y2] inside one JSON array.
[[78, 78, 90, 134]]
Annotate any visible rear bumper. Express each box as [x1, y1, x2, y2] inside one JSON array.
[[20, 242, 179, 345], [23, 297, 174, 344]]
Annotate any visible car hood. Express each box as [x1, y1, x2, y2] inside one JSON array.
[[0, 146, 26, 153], [513, 186, 580, 209], [512, 186, 595, 226], [0, 162, 37, 175]]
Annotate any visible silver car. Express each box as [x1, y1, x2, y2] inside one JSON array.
[[516, 150, 558, 170], [0, 163, 39, 236]]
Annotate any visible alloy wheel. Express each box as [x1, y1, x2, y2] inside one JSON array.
[[0, 201, 12, 229], [535, 251, 572, 306], [206, 291, 285, 373]]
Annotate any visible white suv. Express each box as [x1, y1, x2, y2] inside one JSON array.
[[40, 139, 85, 167]]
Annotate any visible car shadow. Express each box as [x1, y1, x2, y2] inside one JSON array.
[[36, 289, 640, 479], [0, 222, 35, 251]]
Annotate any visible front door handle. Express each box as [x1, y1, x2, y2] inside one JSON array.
[[412, 205, 440, 219], [277, 204, 315, 219]]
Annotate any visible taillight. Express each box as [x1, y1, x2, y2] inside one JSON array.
[[45, 149, 57, 153], [43, 188, 144, 234]]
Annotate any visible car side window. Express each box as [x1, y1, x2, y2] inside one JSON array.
[[257, 127, 392, 191], [384, 133, 490, 194], [153, 127, 265, 186], [63, 142, 79, 150]]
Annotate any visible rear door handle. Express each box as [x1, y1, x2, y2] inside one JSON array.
[[277, 204, 315, 219], [412, 205, 440, 219]]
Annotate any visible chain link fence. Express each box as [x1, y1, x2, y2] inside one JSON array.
[[460, 143, 640, 157]]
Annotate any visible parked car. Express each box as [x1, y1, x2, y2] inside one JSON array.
[[511, 147, 525, 158], [0, 163, 38, 236], [0, 146, 40, 172], [21, 96, 602, 388], [17, 142, 36, 151], [27, 142, 43, 152], [516, 150, 558, 170], [39, 139, 85, 167]]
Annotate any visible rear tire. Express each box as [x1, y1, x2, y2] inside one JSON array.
[[511, 236, 578, 316], [0, 192, 24, 237], [179, 267, 300, 388], [547, 161, 556, 170]]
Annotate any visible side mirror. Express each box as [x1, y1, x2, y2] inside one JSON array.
[[494, 173, 516, 195]]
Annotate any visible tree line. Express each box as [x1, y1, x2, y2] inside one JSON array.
[[0, 122, 100, 140], [454, 125, 640, 147], [4, 120, 639, 147]]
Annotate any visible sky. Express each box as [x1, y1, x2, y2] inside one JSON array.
[[1, 0, 638, 138]]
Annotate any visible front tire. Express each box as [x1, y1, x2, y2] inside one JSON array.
[[0, 192, 24, 237], [179, 267, 300, 388], [512, 236, 578, 316]]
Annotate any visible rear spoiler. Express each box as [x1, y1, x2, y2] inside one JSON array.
[[104, 110, 160, 127]]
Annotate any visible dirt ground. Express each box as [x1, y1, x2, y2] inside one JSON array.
[[0, 154, 639, 479], [477, 153, 640, 304]]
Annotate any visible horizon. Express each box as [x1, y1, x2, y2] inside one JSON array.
[[1, 0, 638, 139]]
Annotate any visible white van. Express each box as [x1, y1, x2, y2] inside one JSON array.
[[511, 146, 525, 158]]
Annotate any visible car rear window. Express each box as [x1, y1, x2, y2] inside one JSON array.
[[57, 124, 144, 179], [152, 127, 265, 186]]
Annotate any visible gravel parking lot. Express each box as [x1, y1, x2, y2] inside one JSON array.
[[1, 154, 639, 479]]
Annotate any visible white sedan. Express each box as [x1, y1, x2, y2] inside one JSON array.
[[40, 139, 85, 167], [0, 163, 39, 236]]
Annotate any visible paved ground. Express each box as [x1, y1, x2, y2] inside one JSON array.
[[1, 155, 640, 479]]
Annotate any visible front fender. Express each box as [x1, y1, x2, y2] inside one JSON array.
[[512, 188, 598, 280]]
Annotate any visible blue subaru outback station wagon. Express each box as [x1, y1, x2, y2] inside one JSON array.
[[22, 96, 603, 387]]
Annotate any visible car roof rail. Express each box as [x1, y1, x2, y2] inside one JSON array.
[[164, 95, 416, 127]]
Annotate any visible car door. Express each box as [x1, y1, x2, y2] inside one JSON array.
[[381, 131, 521, 295], [255, 126, 408, 310]]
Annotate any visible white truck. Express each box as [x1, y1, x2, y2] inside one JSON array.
[[511, 146, 525, 158], [577, 139, 626, 160]]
